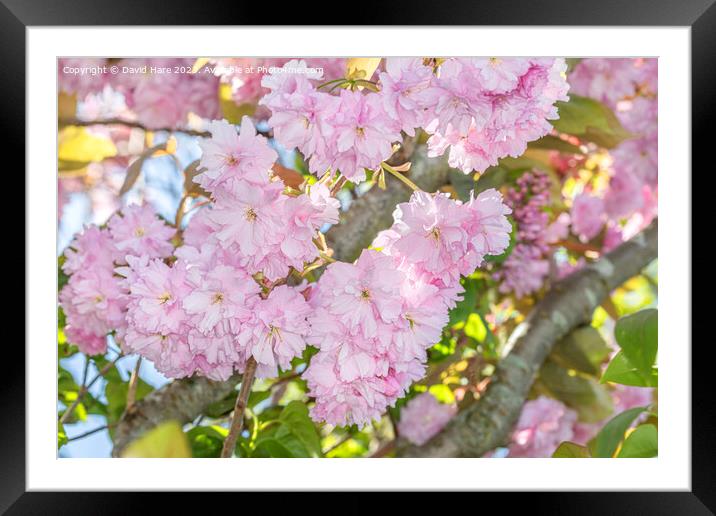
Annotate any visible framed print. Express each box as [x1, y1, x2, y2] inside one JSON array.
[[5, 0, 711, 511]]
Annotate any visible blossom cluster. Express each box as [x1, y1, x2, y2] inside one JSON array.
[[118, 117, 339, 380], [60, 204, 176, 356], [568, 58, 658, 242], [494, 170, 567, 298], [61, 116, 340, 381], [501, 385, 653, 457], [260, 58, 569, 181], [59, 58, 221, 130], [211, 58, 346, 115], [303, 189, 512, 427]]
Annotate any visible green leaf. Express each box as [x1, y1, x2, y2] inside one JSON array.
[[601, 351, 658, 387], [551, 326, 611, 376], [591, 406, 648, 458], [551, 94, 633, 149], [528, 134, 583, 155], [463, 313, 487, 343], [58, 424, 68, 449], [205, 393, 238, 418], [428, 385, 455, 404], [538, 361, 614, 423], [251, 401, 322, 458], [251, 438, 295, 458], [614, 309, 658, 378], [448, 277, 479, 326], [186, 425, 227, 458], [428, 333, 457, 363], [552, 441, 590, 458], [248, 389, 272, 409], [121, 421, 191, 458], [277, 401, 322, 458], [105, 376, 154, 425], [617, 424, 658, 458]]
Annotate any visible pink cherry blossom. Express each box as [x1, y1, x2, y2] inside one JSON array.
[[326, 89, 401, 182], [604, 170, 644, 219], [378, 58, 437, 136], [62, 225, 117, 275], [107, 204, 175, 262], [238, 285, 312, 378], [507, 396, 577, 458], [182, 265, 260, 335], [196, 117, 278, 193], [461, 188, 513, 267], [398, 392, 457, 446], [496, 244, 550, 298], [571, 194, 605, 241], [260, 60, 333, 152], [122, 256, 193, 335], [131, 80, 186, 130], [313, 250, 405, 339], [207, 179, 284, 257], [58, 58, 110, 98], [426, 58, 569, 174], [389, 191, 469, 285], [569, 58, 643, 108]]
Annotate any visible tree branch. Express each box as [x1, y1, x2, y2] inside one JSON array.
[[111, 374, 240, 456], [111, 144, 451, 456], [397, 220, 658, 457], [58, 117, 211, 137]]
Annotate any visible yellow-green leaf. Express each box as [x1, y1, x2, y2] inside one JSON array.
[[219, 83, 256, 124], [121, 421, 191, 458], [191, 58, 211, 73], [617, 424, 657, 458], [552, 441, 590, 458], [58, 126, 117, 168], [346, 58, 381, 81]]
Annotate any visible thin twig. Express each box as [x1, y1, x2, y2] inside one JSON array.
[[323, 433, 352, 455], [59, 117, 210, 137], [59, 389, 87, 425], [370, 440, 396, 458], [174, 195, 190, 229], [381, 162, 421, 192], [60, 358, 93, 425], [86, 355, 124, 391], [125, 357, 143, 411], [330, 176, 347, 196], [59, 117, 272, 139], [67, 424, 111, 442], [221, 357, 258, 458]]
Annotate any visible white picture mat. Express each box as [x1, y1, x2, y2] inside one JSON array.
[[27, 26, 689, 490]]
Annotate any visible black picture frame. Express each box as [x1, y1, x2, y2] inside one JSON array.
[[5, 0, 709, 512]]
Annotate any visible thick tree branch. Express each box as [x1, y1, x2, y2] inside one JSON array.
[[397, 220, 658, 457], [111, 145, 451, 455], [112, 374, 240, 456]]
